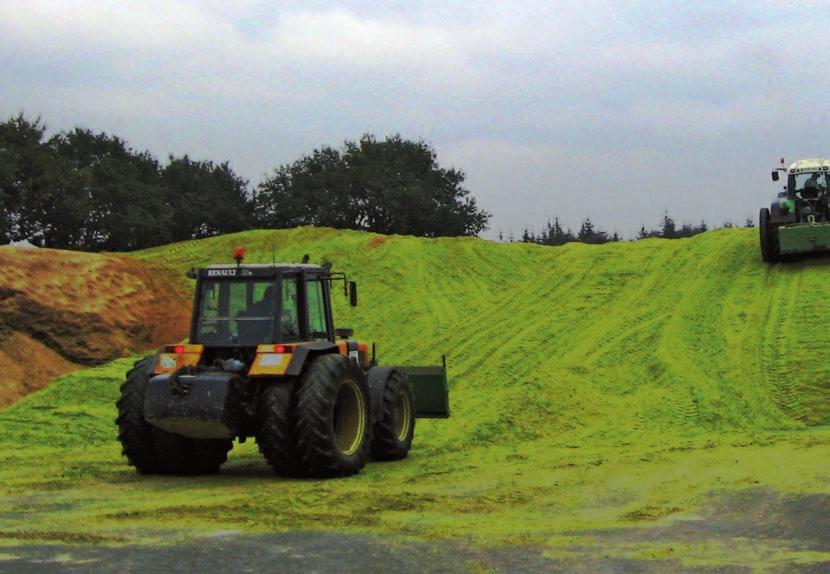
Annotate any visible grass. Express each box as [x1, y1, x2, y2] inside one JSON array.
[[1, 226, 828, 571]]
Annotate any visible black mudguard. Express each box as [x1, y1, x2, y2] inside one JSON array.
[[285, 341, 339, 376], [144, 371, 242, 439]]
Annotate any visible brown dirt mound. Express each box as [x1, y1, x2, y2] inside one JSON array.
[[0, 247, 191, 408]]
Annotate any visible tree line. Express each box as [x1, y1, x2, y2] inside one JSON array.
[[1, 115, 489, 250], [514, 213, 752, 246], [1, 115, 252, 250], [2, 114, 752, 252]]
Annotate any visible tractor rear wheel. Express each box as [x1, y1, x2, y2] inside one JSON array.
[[295, 354, 371, 477], [116, 356, 163, 473], [371, 369, 415, 461], [759, 208, 779, 263], [256, 381, 302, 476], [116, 356, 232, 475]]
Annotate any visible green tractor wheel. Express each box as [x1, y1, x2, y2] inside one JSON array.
[[759, 208, 780, 263]]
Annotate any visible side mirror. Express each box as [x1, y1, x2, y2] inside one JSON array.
[[335, 327, 354, 339], [771, 171, 780, 182], [348, 281, 358, 307]]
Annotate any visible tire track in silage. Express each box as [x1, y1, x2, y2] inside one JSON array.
[[430, 246, 611, 443], [764, 262, 830, 425], [760, 264, 818, 425], [447, 243, 682, 443]]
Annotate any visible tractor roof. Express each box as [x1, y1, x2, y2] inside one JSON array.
[[204, 263, 325, 271], [192, 263, 328, 279], [788, 158, 830, 174]]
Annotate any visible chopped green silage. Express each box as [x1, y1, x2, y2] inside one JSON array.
[[1, 227, 828, 570]]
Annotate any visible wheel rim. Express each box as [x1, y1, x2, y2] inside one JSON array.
[[394, 391, 412, 442], [333, 379, 366, 456]]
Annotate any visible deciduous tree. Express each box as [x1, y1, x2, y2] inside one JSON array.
[[254, 134, 490, 237]]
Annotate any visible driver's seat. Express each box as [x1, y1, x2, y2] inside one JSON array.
[[802, 184, 820, 200]]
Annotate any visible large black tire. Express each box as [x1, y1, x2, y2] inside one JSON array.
[[759, 208, 779, 263], [116, 356, 163, 473], [256, 382, 302, 476], [116, 356, 233, 475], [295, 354, 371, 477], [371, 369, 415, 461]]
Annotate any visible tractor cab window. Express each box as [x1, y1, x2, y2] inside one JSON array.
[[792, 172, 829, 199], [281, 278, 300, 340], [196, 279, 278, 345], [306, 279, 328, 340]]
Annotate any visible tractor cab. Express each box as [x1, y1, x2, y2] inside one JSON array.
[[771, 159, 830, 223], [189, 264, 350, 347]]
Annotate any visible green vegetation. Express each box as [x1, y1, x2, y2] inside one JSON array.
[[1, 116, 488, 249], [252, 134, 490, 237], [1, 227, 828, 571], [0, 115, 252, 250]]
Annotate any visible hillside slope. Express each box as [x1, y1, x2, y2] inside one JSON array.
[[1, 227, 827, 570], [0, 247, 190, 407], [137, 226, 828, 441]]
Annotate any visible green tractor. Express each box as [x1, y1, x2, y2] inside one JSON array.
[[760, 158, 830, 262], [116, 248, 449, 478]]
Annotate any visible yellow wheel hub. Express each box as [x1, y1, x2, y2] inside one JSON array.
[[395, 391, 412, 442], [333, 379, 366, 456]]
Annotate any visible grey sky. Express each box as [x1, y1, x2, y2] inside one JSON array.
[[2, 1, 829, 239]]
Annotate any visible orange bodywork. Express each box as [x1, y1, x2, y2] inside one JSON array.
[[336, 340, 370, 367], [154, 341, 370, 377], [248, 344, 295, 377], [249, 340, 370, 377], [154, 344, 204, 374]]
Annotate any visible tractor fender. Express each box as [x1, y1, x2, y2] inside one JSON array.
[[131, 353, 158, 377], [285, 341, 340, 376], [367, 366, 399, 425]]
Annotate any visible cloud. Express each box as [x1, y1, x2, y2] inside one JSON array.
[[1, 1, 830, 238], [1, 1, 226, 52], [273, 10, 459, 67]]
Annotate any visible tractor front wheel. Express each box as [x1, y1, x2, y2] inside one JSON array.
[[759, 208, 779, 263], [295, 354, 371, 477], [371, 369, 415, 461]]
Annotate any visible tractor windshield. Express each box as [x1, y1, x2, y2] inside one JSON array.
[[194, 278, 299, 345], [789, 172, 829, 199]]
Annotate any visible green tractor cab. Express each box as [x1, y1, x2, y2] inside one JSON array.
[[760, 158, 830, 262]]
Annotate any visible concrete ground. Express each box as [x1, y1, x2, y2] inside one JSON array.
[[1, 489, 827, 574]]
